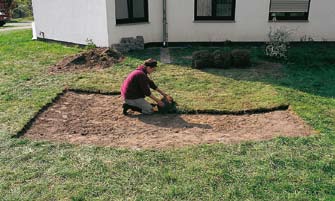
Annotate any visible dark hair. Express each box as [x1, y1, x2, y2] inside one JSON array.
[[144, 58, 157, 67]]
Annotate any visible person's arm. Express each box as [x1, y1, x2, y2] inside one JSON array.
[[156, 88, 173, 102], [148, 78, 172, 104], [156, 88, 168, 97], [148, 79, 158, 90]]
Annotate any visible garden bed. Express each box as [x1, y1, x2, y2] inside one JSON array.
[[20, 91, 313, 149]]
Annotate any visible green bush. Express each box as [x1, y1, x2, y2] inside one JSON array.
[[192, 50, 213, 69], [231, 49, 251, 67], [192, 49, 251, 69], [12, 4, 32, 18], [212, 50, 232, 68]]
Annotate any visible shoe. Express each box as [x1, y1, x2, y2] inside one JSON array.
[[129, 105, 142, 113], [123, 103, 142, 115], [122, 103, 131, 115]]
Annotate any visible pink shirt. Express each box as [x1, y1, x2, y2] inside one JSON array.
[[121, 65, 157, 99]]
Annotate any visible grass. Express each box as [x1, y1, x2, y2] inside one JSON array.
[[0, 30, 334, 200], [0, 17, 32, 29], [9, 17, 34, 23], [0, 25, 15, 29]]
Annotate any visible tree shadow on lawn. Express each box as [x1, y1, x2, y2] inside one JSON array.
[[126, 48, 161, 62], [167, 44, 335, 98]]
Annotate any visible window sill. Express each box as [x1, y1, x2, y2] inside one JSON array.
[[193, 20, 236, 23], [116, 22, 150, 26]]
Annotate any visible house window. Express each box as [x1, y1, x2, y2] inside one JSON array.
[[194, 0, 236, 21], [115, 0, 148, 24], [269, 0, 311, 21]]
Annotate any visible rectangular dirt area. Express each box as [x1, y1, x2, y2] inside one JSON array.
[[22, 92, 313, 149]]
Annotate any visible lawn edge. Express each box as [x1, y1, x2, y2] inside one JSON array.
[[13, 89, 289, 139]]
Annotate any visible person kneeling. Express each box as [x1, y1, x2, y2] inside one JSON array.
[[121, 58, 172, 115]]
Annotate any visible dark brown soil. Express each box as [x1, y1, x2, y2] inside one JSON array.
[[23, 92, 313, 149], [49, 48, 123, 73]]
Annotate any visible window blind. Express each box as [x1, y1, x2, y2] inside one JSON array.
[[270, 0, 310, 12]]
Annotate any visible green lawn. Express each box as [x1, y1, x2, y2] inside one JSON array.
[[0, 30, 334, 200], [0, 25, 15, 29], [9, 17, 34, 23]]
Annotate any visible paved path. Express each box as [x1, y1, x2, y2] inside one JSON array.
[[160, 48, 171, 64], [0, 22, 32, 32]]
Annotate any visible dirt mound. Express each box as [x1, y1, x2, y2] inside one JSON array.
[[50, 48, 123, 73], [21, 92, 313, 150]]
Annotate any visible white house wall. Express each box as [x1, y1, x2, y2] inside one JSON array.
[[165, 0, 335, 42], [32, 0, 335, 46], [32, 0, 109, 46], [105, 0, 335, 44], [106, 0, 163, 45]]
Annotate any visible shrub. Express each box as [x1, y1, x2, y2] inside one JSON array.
[[11, 2, 32, 18], [192, 50, 213, 69], [192, 49, 250, 69], [86, 39, 97, 50], [300, 35, 314, 42], [265, 26, 293, 59], [212, 50, 232, 68], [231, 49, 251, 67]]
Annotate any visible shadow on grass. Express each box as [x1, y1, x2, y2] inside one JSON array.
[[8, 18, 33, 23], [126, 48, 161, 62], [131, 114, 213, 129], [167, 43, 335, 98]]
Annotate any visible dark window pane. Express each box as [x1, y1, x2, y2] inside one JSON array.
[[133, 0, 145, 18], [272, 12, 285, 17], [115, 0, 148, 24], [216, 0, 232, 17], [289, 12, 305, 17], [116, 0, 129, 20], [269, 12, 308, 21], [195, 0, 235, 20]]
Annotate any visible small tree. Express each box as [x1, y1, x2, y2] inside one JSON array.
[[4, 0, 15, 17], [265, 26, 293, 59], [5, 0, 15, 7], [11, 0, 33, 18]]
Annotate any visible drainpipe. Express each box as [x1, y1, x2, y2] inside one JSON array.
[[162, 0, 168, 47]]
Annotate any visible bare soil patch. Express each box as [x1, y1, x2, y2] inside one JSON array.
[[49, 48, 123, 73], [22, 92, 312, 149]]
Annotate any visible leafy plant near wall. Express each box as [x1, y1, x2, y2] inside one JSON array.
[[4, 0, 14, 6], [265, 26, 294, 60], [299, 35, 314, 42], [86, 38, 97, 50], [3, 0, 15, 14], [10, 0, 33, 18]]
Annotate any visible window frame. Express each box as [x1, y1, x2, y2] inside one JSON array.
[[268, 0, 311, 21], [194, 0, 236, 21], [116, 0, 149, 24]]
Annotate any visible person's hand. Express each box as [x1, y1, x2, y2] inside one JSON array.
[[157, 100, 165, 107], [165, 95, 173, 103]]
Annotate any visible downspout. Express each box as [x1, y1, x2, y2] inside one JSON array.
[[162, 0, 168, 47]]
